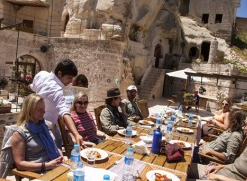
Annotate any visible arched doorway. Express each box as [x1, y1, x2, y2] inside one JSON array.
[[72, 74, 88, 88], [154, 44, 163, 68], [15, 55, 41, 82], [201, 42, 211, 62], [188, 47, 199, 59]]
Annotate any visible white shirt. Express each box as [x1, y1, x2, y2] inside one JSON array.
[[30, 71, 70, 125]]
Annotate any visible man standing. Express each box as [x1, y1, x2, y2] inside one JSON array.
[[121, 85, 143, 123], [30, 59, 83, 148]]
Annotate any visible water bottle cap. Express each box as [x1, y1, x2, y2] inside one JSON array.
[[103, 174, 110, 180], [128, 123, 132, 127], [73, 144, 79, 149], [77, 162, 83, 167], [128, 148, 133, 152]]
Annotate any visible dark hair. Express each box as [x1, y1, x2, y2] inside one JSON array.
[[105, 98, 113, 105], [54, 59, 78, 77], [230, 110, 246, 132]]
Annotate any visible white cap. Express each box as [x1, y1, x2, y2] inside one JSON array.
[[127, 85, 137, 92]]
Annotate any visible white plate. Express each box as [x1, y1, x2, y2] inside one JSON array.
[[184, 113, 198, 118], [140, 135, 153, 143], [80, 148, 108, 161], [139, 120, 154, 126], [182, 118, 197, 124], [146, 170, 180, 181], [176, 127, 194, 134], [169, 140, 191, 148], [117, 129, 138, 137]]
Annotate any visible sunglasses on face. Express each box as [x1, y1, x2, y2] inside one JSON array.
[[222, 103, 229, 106], [75, 101, 89, 105]]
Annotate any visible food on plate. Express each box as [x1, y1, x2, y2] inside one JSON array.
[[154, 173, 172, 181], [142, 120, 150, 125], [180, 128, 190, 132], [86, 150, 101, 159], [173, 141, 186, 147]]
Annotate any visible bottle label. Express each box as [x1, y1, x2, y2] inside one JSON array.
[[126, 130, 132, 136], [73, 174, 84, 181], [124, 157, 134, 165], [71, 155, 80, 162], [156, 119, 161, 124], [167, 125, 173, 131]]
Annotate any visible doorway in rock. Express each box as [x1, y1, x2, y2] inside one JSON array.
[[201, 42, 211, 62], [179, 0, 190, 16], [154, 44, 162, 68]]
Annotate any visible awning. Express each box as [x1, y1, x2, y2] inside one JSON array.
[[166, 68, 209, 82]]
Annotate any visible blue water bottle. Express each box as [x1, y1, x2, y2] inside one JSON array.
[[73, 162, 85, 181], [71, 144, 80, 171], [151, 127, 162, 154]]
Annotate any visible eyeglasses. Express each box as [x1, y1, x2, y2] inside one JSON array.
[[75, 101, 89, 105], [222, 103, 229, 106]]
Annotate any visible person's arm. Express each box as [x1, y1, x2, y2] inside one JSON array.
[[11, 132, 63, 171], [63, 114, 84, 147], [223, 132, 243, 163], [96, 130, 110, 139], [207, 173, 240, 181], [201, 149, 226, 161]]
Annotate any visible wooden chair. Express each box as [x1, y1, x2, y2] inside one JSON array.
[[137, 100, 149, 119], [94, 105, 106, 131], [198, 135, 247, 164], [57, 116, 73, 158]]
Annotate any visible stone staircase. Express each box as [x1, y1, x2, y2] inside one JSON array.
[[139, 67, 165, 100]]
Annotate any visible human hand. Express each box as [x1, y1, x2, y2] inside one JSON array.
[[205, 165, 222, 175], [46, 156, 63, 170], [74, 134, 86, 149], [207, 173, 225, 181], [119, 102, 126, 113]]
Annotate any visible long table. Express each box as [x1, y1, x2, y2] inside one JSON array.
[[37, 119, 198, 181]]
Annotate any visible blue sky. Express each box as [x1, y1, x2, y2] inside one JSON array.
[[237, 0, 247, 17]]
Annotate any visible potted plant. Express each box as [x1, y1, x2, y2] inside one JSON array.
[[0, 77, 8, 89], [183, 93, 194, 103]]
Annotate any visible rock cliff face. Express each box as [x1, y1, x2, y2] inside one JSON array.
[[63, 0, 183, 83]]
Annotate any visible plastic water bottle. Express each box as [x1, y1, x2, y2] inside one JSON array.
[[177, 105, 183, 117], [73, 162, 85, 181], [71, 144, 80, 171], [151, 127, 162, 154], [188, 113, 193, 127], [156, 114, 162, 129], [125, 124, 132, 145], [123, 148, 134, 181], [166, 118, 173, 142], [103, 174, 110, 181]]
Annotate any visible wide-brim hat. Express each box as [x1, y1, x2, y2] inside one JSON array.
[[106, 88, 123, 99]]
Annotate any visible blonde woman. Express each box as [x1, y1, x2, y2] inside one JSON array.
[[11, 93, 63, 172], [68, 92, 108, 146]]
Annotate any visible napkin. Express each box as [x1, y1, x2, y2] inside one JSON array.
[[132, 140, 150, 155], [139, 125, 152, 129], [84, 166, 117, 181]]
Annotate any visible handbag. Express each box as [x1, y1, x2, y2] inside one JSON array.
[[160, 143, 184, 162]]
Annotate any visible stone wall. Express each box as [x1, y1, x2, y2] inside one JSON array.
[[0, 29, 48, 78], [0, 0, 64, 37], [188, 0, 240, 42], [48, 38, 134, 110], [236, 17, 247, 33]]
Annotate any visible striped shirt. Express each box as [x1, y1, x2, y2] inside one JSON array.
[[70, 111, 97, 142]]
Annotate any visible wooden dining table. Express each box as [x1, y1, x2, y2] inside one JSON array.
[[37, 118, 199, 181]]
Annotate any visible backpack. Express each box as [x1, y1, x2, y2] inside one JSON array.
[[0, 125, 25, 178]]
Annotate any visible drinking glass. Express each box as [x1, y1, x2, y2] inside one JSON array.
[[87, 149, 96, 167]]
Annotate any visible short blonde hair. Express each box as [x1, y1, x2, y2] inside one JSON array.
[[16, 93, 44, 127], [70, 92, 88, 112]]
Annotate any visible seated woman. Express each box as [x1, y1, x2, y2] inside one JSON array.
[[11, 93, 63, 172], [100, 88, 128, 135], [199, 110, 246, 164], [202, 98, 231, 136], [69, 92, 108, 146], [188, 133, 247, 181]]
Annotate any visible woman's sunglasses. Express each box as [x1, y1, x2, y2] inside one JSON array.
[[222, 103, 229, 106], [75, 101, 89, 105]]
